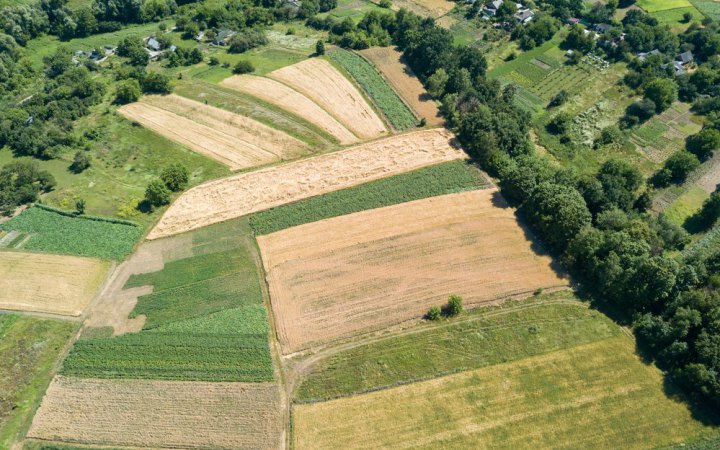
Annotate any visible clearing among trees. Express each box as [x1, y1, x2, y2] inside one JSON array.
[[269, 58, 387, 139], [0, 251, 109, 316], [258, 189, 566, 354], [389, 0, 455, 18], [28, 376, 282, 449], [220, 75, 359, 145], [118, 94, 310, 170], [359, 47, 442, 126], [148, 129, 464, 240]]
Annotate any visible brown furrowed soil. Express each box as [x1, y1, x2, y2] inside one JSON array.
[[118, 94, 310, 170], [258, 190, 567, 354], [28, 376, 282, 449], [221, 75, 359, 145], [359, 47, 443, 126], [0, 251, 109, 316], [148, 129, 465, 240], [269, 58, 387, 139]]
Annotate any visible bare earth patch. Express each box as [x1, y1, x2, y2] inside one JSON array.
[[221, 75, 359, 145], [118, 94, 309, 170], [0, 251, 109, 316], [258, 189, 567, 354], [269, 58, 387, 139], [359, 47, 442, 126], [28, 376, 282, 449], [390, 0, 455, 18], [148, 129, 465, 240]]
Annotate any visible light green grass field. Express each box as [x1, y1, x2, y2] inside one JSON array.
[[651, 6, 705, 30], [665, 186, 709, 226], [691, 0, 720, 20], [0, 316, 78, 448], [638, 0, 693, 12]]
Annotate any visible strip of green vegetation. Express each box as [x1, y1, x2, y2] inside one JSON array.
[[1, 206, 142, 260], [328, 49, 417, 130], [295, 292, 622, 401], [0, 316, 78, 448], [25, 443, 127, 450], [250, 161, 487, 235], [61, 219, 274, 382]]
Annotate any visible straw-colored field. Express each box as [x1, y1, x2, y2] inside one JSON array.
[[118, 94, 309, 170], [270, 58, 387, 139], [258, 189, 567, 354], [391, 0, 455, 17], [28, 376, 282, 449], [0, 251, 109, 316], [359, 47, 442, 126], [148, 129, 465, 240], [293, 337, 712, 449], [221, 75, 359, 144]]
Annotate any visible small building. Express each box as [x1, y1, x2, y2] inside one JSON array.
[[516, 8, 534, 24], [146, 37, 161, 51], [593, 23, 612, 33], [676, 50, 694, 65], [637, 49, 660, 61], [661, 61, 685, 76], [483, 0, 503, 16], [169, 45, 177, 52], [214, 29, 235, 46], [566, 17, 581, 25]]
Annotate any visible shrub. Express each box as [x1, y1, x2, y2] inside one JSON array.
[[115, 78, 142, 104], [425, 306, 441, 321], [233, 60, 254, 74], [69, 151, 91, 173], [548, 90, 568, 108], [75, 198, 86, 214], [379, 0, 391, 7], [316, 40, 325, 55], [209, 56, 219, 66], [145, 179, 171, 207], [228, 29, 268, 54], [547, 112, 571, 135], [444, 295, 463, 317], [160, 163, 189, 192]]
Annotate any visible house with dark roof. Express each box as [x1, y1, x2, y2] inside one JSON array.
[[516, 8, 534, 24], [676, 50, 694, 65], [146, 37, 161, 51], [483, 0, 503, 16], [214, 29, 235, 46], [593, 23, 612, 33]]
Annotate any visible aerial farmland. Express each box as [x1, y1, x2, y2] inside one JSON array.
[[2, 0, 720, 448]]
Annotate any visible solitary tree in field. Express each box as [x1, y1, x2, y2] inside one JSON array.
[[316, 40, 325, 56], [444, 295, 463, 317], [145, 179, 171, 206], [425, 306, 441, 321], [161, 163, 189, 192], [75, 198, 86, 215]]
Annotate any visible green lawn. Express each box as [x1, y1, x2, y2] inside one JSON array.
[[250, 161, 488, 235], [0, 316, 78, 448]]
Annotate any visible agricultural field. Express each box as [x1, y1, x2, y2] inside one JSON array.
[[0, 251, 108, 316], [359, 46, 443, 126], [390, 0, 455, 18], [148, 128, 464, 239], [0, 316, 77, 448], [691, 0, 720, 20], [220, 75, 358, 144], [328, 49, 418, 130], [293, 337, 714, 449], [118, 94, 310, 171], [270, 58, 387, 139], [259, 190, 567, 354], [664, 186, 709, 226], [0, 206, 142, 260], [28, 377, 282, 449], [318, 0, 387, 22], [631, 102, 703, 164], [637, 0, 693, 12]]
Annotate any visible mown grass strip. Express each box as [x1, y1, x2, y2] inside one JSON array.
[[328, 49, 418, 130], [250, 161, 487, 235]]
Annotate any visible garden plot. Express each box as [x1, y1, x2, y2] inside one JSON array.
[[631, 102, 702, 163], [359, 46, 443, 126], [258, 189, 567, 354], [220, 75, 358, 144], [29, 377, 282, 449], [0, 251, 109, 316], [148, 129, 464, 240], [269, 58, 387, 139], [118, 94, 310, 170]]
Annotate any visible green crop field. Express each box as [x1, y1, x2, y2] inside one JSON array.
[[0, 315, 78, 448], [664, 186, 708, 226], [651, 6, 705, 29], [60, 219, 274, 382], [328, 49, 418, 130], [1, 206, 142, 260], [250, 161, 488, 235], [638, 0, 693, 12], [691, 0, 720, 20]]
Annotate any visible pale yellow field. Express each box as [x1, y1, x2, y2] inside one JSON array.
[[258, 189, 567, 354], [118, 94, 309, 170], [29, 377, 282, 449], [0, 251, 109, 316], [148, 129, 465, 240], [221, 75, 359, 144], [270, 58, 387, 139], [391, 0, 455, 18], [294, 337, 712, 449]]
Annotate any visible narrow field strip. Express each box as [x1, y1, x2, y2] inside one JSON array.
[[0, 251, 109, 316], [270, 58, 387, 139], [148, 128, 465, 240], [29, 377, 282, 449], [220, 75, 358, 144], [293, 338, 712, 449], [258, 189, 567, 354]]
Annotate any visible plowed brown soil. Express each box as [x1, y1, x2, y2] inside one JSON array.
[[118, 94, 309, 170], [147, 129, 465, 240], [221, 75, 359, 145], [269, 59, 387, 139], [28, 376, 282, 449], [258, 190, 567, 354]]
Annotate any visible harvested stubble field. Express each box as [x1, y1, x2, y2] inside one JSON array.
[[293, 337, 712, 449], [148, 129, 465, 240], [258, 189, 567, 354], [269, 58, 387, 139], [0, 251, 109, 316], [29, 376, 282, 449], [220, 75, 358, 144], [359, 46, 442, 126], [118, 94, 309, 170], [390, 0, 455, 17]]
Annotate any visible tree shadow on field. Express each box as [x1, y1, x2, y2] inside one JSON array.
[[662, 375, 720, 427]]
